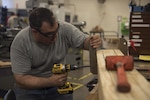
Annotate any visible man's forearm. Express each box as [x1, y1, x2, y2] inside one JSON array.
[[84, 37, 90, 50], [14, 74, 53, 89]]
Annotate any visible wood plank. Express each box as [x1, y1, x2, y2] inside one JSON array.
[[103, 50, 134, 100], [97, 50, 117, 100], [0, 61, 11, 68], [90, 84, 98, 94], [85, 84, 99, 100], [97, 49, 150, 100]]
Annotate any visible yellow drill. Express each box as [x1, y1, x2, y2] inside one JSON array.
[[52, 64, 78, 94]]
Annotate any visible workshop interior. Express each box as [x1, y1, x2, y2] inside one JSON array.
[[0, 0, 150, 100]]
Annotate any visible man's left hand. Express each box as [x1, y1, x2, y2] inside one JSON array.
[[90, 34, 102, 48]]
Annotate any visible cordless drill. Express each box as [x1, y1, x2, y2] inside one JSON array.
[[52, 64, 78, 94]]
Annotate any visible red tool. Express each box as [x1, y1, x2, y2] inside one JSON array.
[[105, 56, 134, 92]]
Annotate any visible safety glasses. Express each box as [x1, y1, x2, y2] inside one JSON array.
[[36, 24, 59, 37]]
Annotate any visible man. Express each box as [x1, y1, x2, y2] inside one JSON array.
[[7, 12, 18, 28], [10, 7, 101, 100]]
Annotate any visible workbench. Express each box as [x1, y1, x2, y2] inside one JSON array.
[[0, 61, 14, 91], [97, 49, 150, 100]]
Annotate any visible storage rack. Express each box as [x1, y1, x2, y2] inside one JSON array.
[[129, 12, 150, 58]]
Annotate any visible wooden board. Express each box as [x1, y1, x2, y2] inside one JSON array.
[[0, 61, 11, 68], [97, 49, 150, 100], [85, 84, 98, 100]]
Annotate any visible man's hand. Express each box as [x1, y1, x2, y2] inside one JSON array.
[[84, 34, 102, 50], [50, 73, 68, 86], [90, 34, 101, 48]]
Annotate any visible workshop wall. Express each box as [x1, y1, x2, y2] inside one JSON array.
[[68, 0, 150, 36], [1, 0, 150, 36], [1, 0, 25, 8]]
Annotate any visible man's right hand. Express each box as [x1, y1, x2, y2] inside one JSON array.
[[49, 73, 68, 86]]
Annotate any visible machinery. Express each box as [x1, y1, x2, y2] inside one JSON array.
[[72, 21, 86, 32], [0, 24, 18, 59], [52, 64, 78, 94]]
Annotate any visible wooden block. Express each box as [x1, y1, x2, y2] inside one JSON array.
[[0, 61, 11, 68], [85, 84, 98, 100]]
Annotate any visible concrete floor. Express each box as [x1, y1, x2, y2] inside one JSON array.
[[0, 39, 150, 100], [69, 67, 96, 100], [66, 49, 95, 100]]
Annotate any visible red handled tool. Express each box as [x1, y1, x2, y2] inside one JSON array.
[[105, 56, 134, 92]]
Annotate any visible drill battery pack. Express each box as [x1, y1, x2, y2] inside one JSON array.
[[57, 82, 73, 94]]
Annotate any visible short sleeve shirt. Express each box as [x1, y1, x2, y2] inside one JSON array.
[[10, 21, 89, 77]]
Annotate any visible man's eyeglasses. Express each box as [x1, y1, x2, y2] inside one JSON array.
[[36, 24, 59, 37]]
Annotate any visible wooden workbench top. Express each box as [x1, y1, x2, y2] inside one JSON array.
[[0, 61, 11, 68], [97, 49, 150, 100]]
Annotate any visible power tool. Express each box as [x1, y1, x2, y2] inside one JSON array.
[[52, 64, 78, 94]]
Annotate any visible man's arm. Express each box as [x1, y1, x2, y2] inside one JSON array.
[[14, 73, 67, 89], [83, 36, 90, 50]]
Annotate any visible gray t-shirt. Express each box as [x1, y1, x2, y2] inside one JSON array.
[[10, 21, 88, 77]]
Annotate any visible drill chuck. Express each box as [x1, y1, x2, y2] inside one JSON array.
[[52, 64, 78, 74], [70, 64, 78, 70]]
